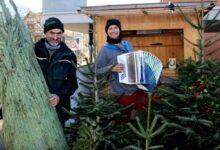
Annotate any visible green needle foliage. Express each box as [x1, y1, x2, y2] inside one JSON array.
[[66, 60, 144, 150], [151, 1, 220, 149], [72, 121, 104, 150], [154, 59, 220, 150]]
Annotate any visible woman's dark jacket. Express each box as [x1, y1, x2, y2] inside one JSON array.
[[35, 38, 78, 123]]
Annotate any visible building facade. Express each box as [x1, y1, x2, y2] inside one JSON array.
[[81, 1, 217, 77], [24, 12, 44, 42], [42, 0, 87, 12], [40, 0, 92, 65], [161, 0, 220, 59]]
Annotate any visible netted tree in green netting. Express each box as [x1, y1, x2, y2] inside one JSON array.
[[0, 0, 68, 149]]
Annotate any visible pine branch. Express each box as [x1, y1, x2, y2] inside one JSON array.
[[184, 36, 199, 47], [127, 122, 147, 139], [205, 35, 220, 48], [177, 6, 201, 30]]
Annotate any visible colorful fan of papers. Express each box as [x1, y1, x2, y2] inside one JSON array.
[[117, 50, 163, 92]]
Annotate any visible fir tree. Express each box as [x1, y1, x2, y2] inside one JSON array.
[[152, 1, 220, 149], [66, 60, 144, 149]]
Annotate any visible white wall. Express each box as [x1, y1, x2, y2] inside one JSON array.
[[43, 0, 87, 12]]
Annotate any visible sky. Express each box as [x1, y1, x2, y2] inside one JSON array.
[[12, 0, 160, 12]]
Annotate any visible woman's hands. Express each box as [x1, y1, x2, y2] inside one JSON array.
[[112, 64, 124, 73]]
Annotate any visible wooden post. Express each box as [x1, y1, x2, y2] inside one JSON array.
[[145, 92, 152, 150]]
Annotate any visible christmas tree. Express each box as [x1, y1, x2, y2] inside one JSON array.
[[67, 60, 145, 149], [152, 1, 220, 149]]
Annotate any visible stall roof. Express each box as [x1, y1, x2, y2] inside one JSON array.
[[204, 6, 220, 32], [79, 2, 215, 15], [204, 6, 220, 20]]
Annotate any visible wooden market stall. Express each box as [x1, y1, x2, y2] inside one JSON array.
[[80, 1, 215, 77]]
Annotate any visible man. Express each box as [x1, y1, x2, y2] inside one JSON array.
[[35, 17, 78, 125]]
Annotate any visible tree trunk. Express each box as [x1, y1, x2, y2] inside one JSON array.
[[0, 0, 68, 149]]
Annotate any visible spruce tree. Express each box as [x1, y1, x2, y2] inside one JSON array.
[[66, 60, 145, 149], [151, 1, 220, 149]]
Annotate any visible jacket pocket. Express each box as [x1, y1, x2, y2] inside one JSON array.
[[52, 60, 72, 80]]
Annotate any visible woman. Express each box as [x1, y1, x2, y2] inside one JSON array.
[[96, 18, 148, 123]]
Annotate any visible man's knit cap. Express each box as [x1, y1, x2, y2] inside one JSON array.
[[44, 17, 64, 33]]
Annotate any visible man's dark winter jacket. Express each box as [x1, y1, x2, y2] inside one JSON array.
[[35, 38, 78, 124]]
